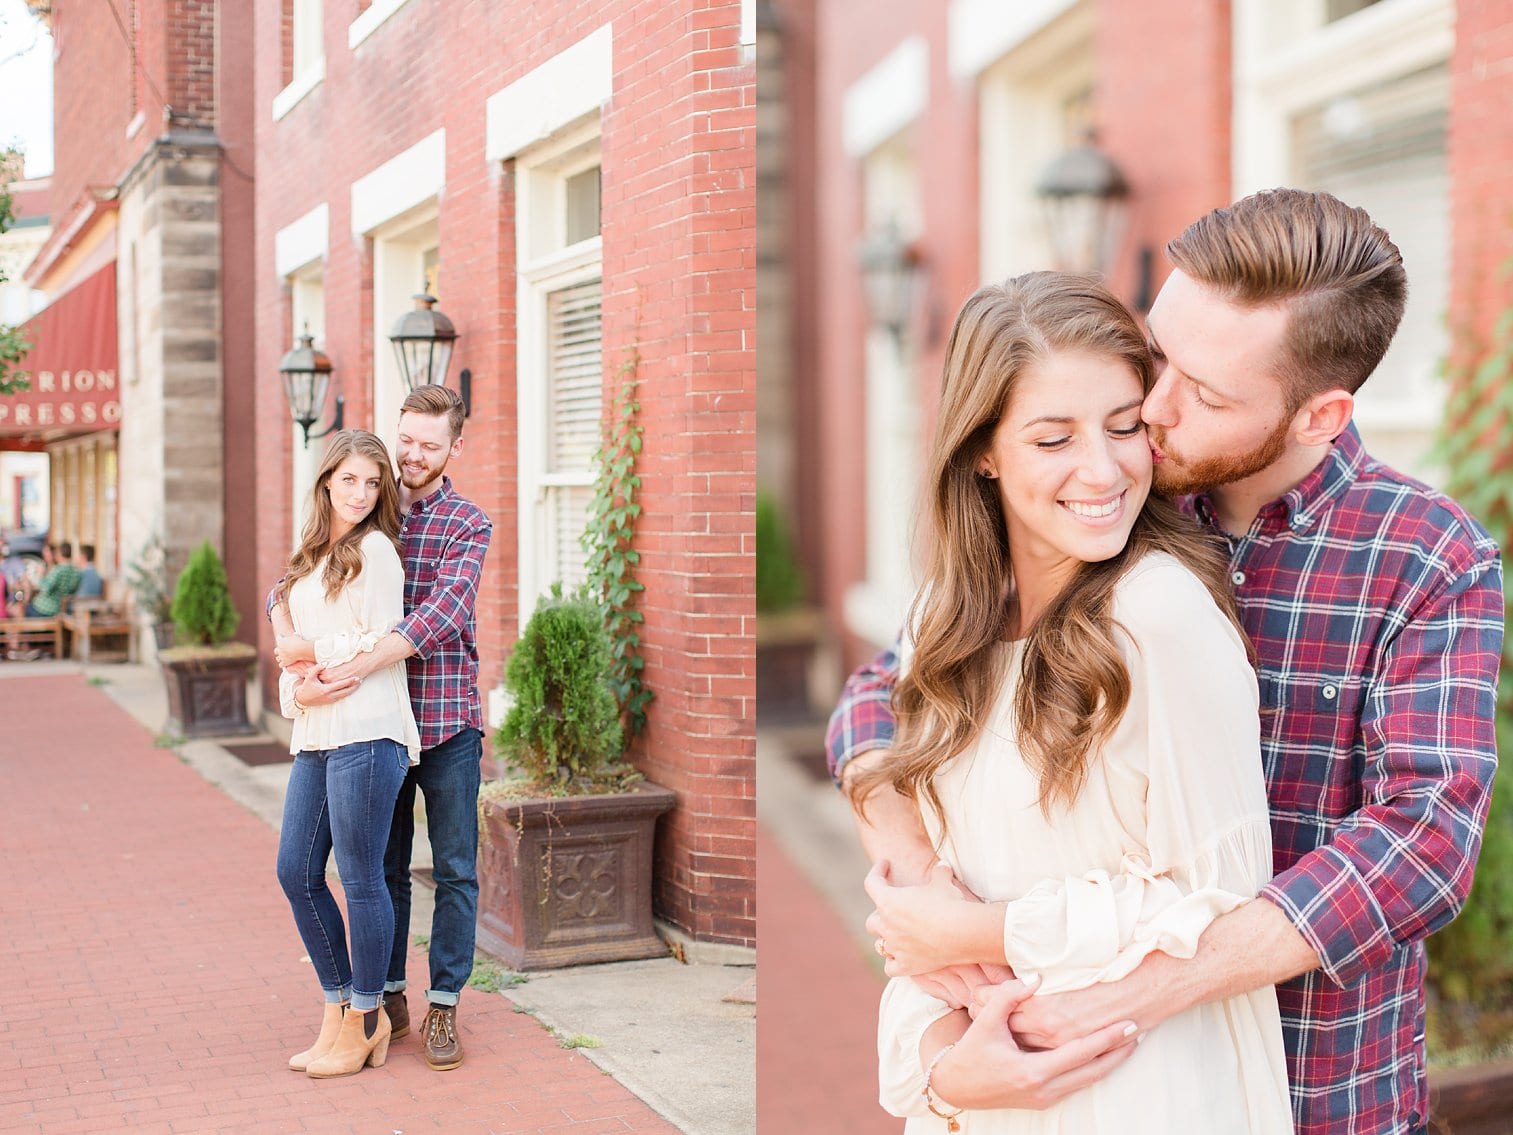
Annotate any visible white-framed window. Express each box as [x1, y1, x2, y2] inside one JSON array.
[[1233, 0, 1452, 480], [274, 0, 325, 120], [516, 120, 604, 624], [371, 209, 440, 444], [843, 128, 924, 649], [970, 3, 1095, 283], [288, 269, 326, 545]]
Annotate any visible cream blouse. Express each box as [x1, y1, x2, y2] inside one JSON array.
[[278, 529, 420, 763], [877, 553, 1292, 1133]]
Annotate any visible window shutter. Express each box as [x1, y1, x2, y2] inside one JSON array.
[[544, 278, 603, 587]]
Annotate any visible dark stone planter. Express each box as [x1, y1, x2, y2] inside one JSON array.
[[475, 780, 677, 970], [756, 608, 822, 722], [1429, 1059, 1513, 1134], [159, 642, 258, 739]]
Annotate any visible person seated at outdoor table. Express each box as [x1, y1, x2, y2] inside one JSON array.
[[0, 538, 28, 616], [73, 543, 104, 599], [25, 541, 81, 618]]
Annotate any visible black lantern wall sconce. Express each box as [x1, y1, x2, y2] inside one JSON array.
[[279, 329, 344, 449], [388, 293, 471, 417]]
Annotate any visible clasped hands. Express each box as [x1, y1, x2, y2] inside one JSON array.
[[275, 633, 369, 706], [865, 858, 1141, 1110]]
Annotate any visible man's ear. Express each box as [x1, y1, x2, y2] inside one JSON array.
[[450, 434, 465, 460], [1292, 389, 1354, 447]]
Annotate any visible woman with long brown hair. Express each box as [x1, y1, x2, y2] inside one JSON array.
[[273, 429, 419, 1079], [852, 274, 1291, 1131]]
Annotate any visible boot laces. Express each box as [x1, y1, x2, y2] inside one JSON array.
[[426, 1006, 455, 1046]]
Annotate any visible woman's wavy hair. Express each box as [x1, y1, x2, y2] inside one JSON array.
[[274, 429, 401, 607], [849, 272, 1241, 833]]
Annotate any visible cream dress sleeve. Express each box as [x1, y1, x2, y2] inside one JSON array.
[[992, 556, 1275, 991]]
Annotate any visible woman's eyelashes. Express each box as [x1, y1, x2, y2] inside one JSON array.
[[1032, 421, 1145, 450]]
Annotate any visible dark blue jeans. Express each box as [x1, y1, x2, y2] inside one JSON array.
[[276, 739, 409, 1012], [384, 727, 482, 1005]]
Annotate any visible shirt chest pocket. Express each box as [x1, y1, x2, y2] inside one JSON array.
[[406, 555, 442, 601]]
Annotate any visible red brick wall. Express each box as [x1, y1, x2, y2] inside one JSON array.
[[1097, 0, 1231, 305], [48, 4, 138, 220], [1449, 0, 1513, 357], [252, 0, 755, 947]]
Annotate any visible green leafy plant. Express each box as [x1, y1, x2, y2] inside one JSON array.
[[0, 149, 31, 396], [170, 541, 240, 646], [495, 586, 628, 792], [125, 536, 173, 623], [582, 359, 652, 736], [756, 492, 806, 614], [1427, 266, 1513, 1030]]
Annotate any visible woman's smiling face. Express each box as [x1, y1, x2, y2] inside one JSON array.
[[984, 347, 1152, 588]]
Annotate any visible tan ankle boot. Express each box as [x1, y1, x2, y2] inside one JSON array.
[[306, 1006, 391, 1079], [288, 1002, 346, 1071]]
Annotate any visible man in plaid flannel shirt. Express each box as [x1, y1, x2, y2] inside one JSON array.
[[832, 191, 1502, 1133], [275, 384, 492, 1072]]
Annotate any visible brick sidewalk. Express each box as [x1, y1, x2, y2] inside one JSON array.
[[756, 826, 901, 1134], [0, 674, 678, 1135]]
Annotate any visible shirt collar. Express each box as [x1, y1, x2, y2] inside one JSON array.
[[1191, 423, 1366, 536], [408, 475, 454, 514]]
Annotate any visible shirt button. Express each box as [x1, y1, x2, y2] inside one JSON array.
[[1322, 684, 1338, 700], [1231, 571, 1246, 586]]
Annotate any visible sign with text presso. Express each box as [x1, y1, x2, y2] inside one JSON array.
[[0, 263, 121, 439]]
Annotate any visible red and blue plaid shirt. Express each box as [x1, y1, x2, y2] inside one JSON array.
[[826, 425, 1503, 1134], [394, 477, 491, 750]]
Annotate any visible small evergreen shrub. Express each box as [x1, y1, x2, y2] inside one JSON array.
[[495, 587, 626, 791], [170, 541, 240, 646], [756, 492, 806, 614]]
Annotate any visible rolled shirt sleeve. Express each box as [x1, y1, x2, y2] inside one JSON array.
[[825, 642, 901, 786]]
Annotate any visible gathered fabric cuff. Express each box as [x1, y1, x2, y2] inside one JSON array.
[[1002, 819, 1272, 994], [313, 622, 394, 668], [876, 978, 956, 1118]]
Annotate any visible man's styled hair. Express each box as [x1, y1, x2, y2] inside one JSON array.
[[1166, 188, 1407, 402], [400, 383, 465, 441], [59, 541, 73, 559], [81, 544, 96, 562]]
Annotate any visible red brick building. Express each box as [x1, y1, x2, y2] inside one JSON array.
[[252, 1, 756, 950], [5, 1, 256, 603], [777, 0, 1513, 678]]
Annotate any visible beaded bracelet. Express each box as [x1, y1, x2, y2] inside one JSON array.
[[922, 1043, 964, 1132]]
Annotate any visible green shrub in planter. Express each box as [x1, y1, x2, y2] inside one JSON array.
[[170, 541, 240, 647], [756, 492, 805, 614], [495, 587, 627, 792]]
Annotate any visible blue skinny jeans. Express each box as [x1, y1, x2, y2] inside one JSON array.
[[276, 738, 409, 1011]]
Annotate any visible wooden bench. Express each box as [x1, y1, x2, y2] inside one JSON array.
[[0, 616, 62, 659], [61, 599, 134, 663]]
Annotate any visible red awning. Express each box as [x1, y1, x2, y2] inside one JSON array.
[[0, 262, 120, 439]]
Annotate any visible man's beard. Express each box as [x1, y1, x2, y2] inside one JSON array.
[[1150, 415, 1292, 496], [399, 457, 446, 490]]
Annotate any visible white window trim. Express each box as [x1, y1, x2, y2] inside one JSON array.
[[288, 269, 326, 547], [273, 56, 325, 122], [947, 0, 1078, 81], [274, 203, 329, 279], [485, 24, 612, 163], [842, 37, 928, 158], [350, 129, 446, 237], [741, 0, 756, 47], [348, 0, 413, 50], [1232, 0, 1452, 195], [515, 119, 605, 628], [1232, 0, 1453, 450]]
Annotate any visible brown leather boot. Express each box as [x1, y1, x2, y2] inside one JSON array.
[[288, 1002, 346, 1071], [421, 1003, 463, 1071], [306, 1006, 391, 1079], [384, 991, 410, 1040]]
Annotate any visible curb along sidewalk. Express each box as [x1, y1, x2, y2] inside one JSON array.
[[0, 664, 753, 1135]]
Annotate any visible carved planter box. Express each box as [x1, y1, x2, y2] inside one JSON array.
[[475, 780, 677, 970], [159, 642, 258, 739]]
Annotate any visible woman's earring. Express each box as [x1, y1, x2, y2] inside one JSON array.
[[978, 466, 997, 480]]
